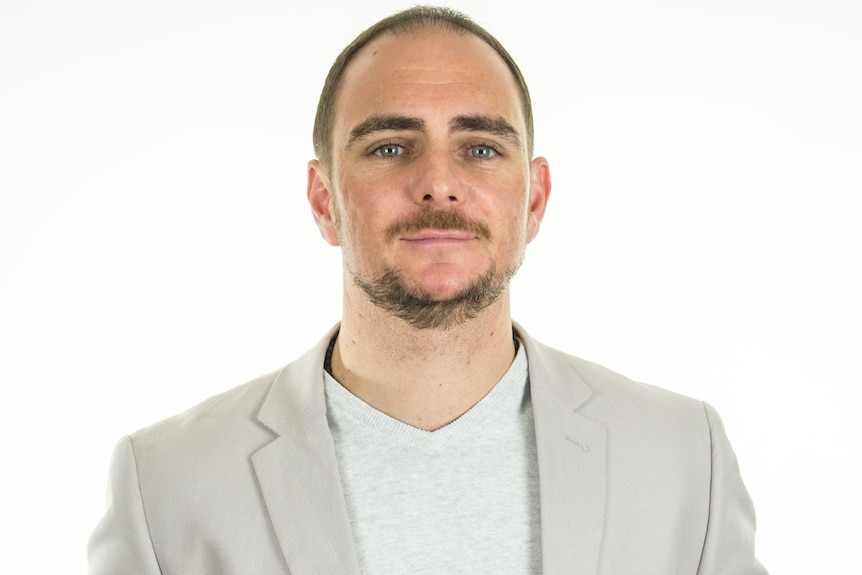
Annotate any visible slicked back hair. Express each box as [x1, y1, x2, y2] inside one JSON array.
[[312, 5, 534, 171]]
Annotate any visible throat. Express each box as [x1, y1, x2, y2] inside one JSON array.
[[325, 322, 519, 431]]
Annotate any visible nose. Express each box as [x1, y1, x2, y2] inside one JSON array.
[[411, 148, 464, 205]]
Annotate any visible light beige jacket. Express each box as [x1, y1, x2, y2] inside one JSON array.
[[89, 324, 767, 574]]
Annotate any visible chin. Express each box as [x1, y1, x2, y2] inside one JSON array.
[[352, 264, 511, 330]]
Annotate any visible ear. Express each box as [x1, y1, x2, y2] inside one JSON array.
[[307, 159, 340, 246], [526, 156, 551, 243]]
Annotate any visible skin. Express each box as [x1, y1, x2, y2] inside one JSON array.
[[307, 28, 552, 431]]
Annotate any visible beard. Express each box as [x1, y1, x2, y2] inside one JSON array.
[[351, 261, 520, 330], [343, 206, 524, 330]]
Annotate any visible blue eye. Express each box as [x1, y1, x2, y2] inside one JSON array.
[[374, 144, 404, 158], [470, 144, 497, 159]]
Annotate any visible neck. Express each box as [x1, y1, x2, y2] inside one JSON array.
[[331, 283, 517, 431]]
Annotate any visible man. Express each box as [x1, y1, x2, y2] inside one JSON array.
[[90, 6, 767, 574]]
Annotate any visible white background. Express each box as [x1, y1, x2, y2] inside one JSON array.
[[1, 0, 860, 572]]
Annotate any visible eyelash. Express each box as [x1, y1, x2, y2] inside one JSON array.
[[469, 142, 502, 159], [368, 141, 504, 160], [371, 143, 406, 158]]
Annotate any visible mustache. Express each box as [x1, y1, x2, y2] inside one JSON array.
[[385, 207, 491, 242]]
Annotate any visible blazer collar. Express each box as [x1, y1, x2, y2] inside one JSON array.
[[514, 321, 593, 410], [251, 325, 361, 575], [516, 323, 608, 575]]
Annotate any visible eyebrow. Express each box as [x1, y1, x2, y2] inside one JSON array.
[[346, 115, 425, 149], [449, 115, 522, 148], [344, 113, 522, 150]]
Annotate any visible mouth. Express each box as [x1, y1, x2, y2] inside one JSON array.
[[401, 229, 477, 242], [385, 207, 492, 242]]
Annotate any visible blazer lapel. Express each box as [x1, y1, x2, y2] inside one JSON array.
[[251, 329, 361, 575], [519, 326, 608, 575]]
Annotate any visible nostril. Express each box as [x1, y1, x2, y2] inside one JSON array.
[[448, 196, 457, 201], [423, 194, 433, 200]]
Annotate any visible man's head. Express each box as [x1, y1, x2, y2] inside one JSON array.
[[313, 6, 534, 172], [307, 7, 550, 330]]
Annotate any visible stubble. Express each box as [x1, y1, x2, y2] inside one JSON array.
[[346, 206, 523, 330]]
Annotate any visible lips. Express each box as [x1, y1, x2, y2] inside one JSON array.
[[385, 207, 492, 242], [402, 229, 477, 242]]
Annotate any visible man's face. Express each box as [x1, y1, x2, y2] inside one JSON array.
[[308, 28, 550, 329]]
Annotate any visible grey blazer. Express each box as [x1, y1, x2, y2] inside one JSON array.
[[89, 324, 767, 574]]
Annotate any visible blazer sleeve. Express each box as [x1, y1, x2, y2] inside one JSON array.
[[697, 403, 768, 575], [88, 436, 162, 575]]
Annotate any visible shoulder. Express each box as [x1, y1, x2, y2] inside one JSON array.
[[568, 348, 703, 415], [526, 335, 718, 493], [521, 329, 710, 439], [127, 367, 282, 464], [127, 327, 337, 454]]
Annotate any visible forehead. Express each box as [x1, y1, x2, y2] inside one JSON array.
[[332, 28, 525, 138]]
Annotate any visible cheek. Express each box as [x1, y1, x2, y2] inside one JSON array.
[[492, 194, 530, 233], [340, 174, 407, 226], [334, 185, 392, 252]]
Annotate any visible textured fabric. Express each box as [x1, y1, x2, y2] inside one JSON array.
[[88, 323, 768, 575], [325, 343, 541, 574]]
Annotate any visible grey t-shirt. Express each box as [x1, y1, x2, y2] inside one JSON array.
[[324, 343, 542, 574]]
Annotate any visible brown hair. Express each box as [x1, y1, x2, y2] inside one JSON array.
[[312, 5, 534, 170]]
